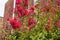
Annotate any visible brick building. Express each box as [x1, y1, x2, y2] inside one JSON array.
[[3, 0, 14, 27], [0, 17, 3, 27]]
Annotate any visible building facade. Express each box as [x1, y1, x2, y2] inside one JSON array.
[[0, 17, 3, 27], [3, 0, 14, 27]]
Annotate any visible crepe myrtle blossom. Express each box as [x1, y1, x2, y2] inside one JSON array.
[[16, 5, 36, 17], [30, 6, 35, 12], [29, 28, 33, 31], [39, 6, 47, 12], [17, 9, 29, 17], [16, 0, 28, 6], [16, 5, 23, 11], [50, 7, 56, 13], [28, 18, 37, 26], [45, 26, 51, 31], [48, 20, 53, 25], [9, 19, 22, 29], [47, 0, 51, 3], [45, 3, 51, 11], [15, 0, 37, 30], [15, 0, 36, 17], [54, 21, 60, 27], [23, 9, 29, 16], [56, 0, 60, 2], [16, 0, 23, 4], [23, 0, 28, 5], [23, 26, 27, 30]]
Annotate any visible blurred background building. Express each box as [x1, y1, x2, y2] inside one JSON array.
[[0, 16, 3, 27], [3, 0, 14, 27]]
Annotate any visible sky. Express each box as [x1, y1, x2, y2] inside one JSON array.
[[0, 0, 8, 17], [0, 0, 37, 17]]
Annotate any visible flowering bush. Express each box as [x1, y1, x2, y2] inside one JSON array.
[[3, 0, 60, 40]]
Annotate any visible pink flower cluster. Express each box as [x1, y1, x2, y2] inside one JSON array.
[[15, 0, 36, 17], [8, 0, 37, 31], [28, 18, 36, 26], [10, 19, 22, 29], [55, 20, 60, 27], [56, 0, 60, 2], [7, 0, 60, 31], [39, 0, 57, 13], [16, 0, 28, 5]]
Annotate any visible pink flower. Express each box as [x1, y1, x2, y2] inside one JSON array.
[[56, 0, 60, 2], [17, 11, 21, 17], [14, 16, 17, 20], [54, 21, 60, 27], [14, 8, 17, 14], [40, 6, 47, 12], [48, 20, 53, 25], [29, 28, 33, 31], [30, 6, 35, 12], [23, 9, 29, 16], [45, 3, 51, 10], [10, 19, 22, 29], [45, 26, 51, 31], [6, 14, 11, 21], [23, 26, 27, 30], [24, 0, 28, 5], [56, 5, 60, 8], [16, 0, 23, 4], [47, 0, 51, 3], [7, 17, 10, 21], [51, 7, 56, 13], [28, 18, 36, 26], [16, 4, 23, 11]]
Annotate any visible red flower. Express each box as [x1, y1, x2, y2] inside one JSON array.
[[51, 7, 56, 13], [17, 11, 21, 17], [30, 6, 35, 13], [23, 26, 27, 30], [34, 4, 38, 7], [29, 28, 33, 31], [6, 14, 11, 21], [24, 0, 28, 5], [56, 5, 60, 8], [45, 3, 51, 10], [56, 0, 60, 2], [28, 18, 36, 26], [16, 0, 23, 4], [47, 0, 51, 3], [6, 16, 9, 21], [14, 16, 17, 20], [40, 6, 47, 12], [54, 21, 60, 27], [14, 8, 17, 14], [16, 5, 23, 11], [48, 20, 53, 25], [45, 26, 51, 31], [10, 19, 22, 29], [23, 9, 29, 16]]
